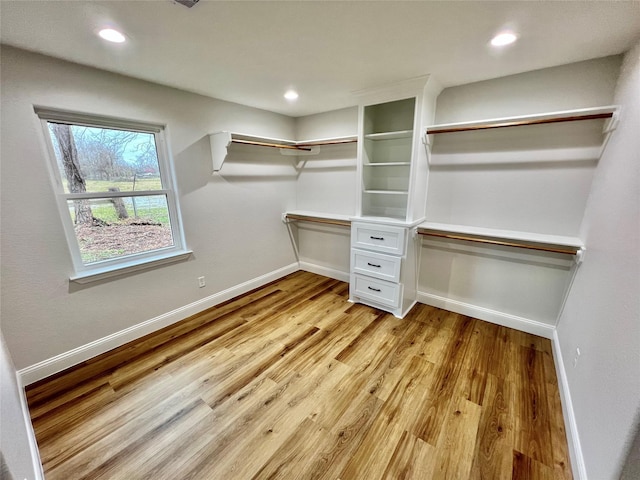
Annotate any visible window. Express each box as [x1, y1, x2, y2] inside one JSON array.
[[36, 108, 190, 282]]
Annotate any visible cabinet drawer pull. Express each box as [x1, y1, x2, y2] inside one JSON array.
[[370, 236, 385, 240], [367, 262, 381, 268], [367, 286, 381, 292]]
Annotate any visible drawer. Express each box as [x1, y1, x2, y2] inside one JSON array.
[[351, 222, 406, 255], [352, 274, 401, 308], [351, 249, 401, 283]]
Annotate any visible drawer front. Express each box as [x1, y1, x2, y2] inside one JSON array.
[[352, 274, 401, 308], [352, 249, 401, 283], [352, 222, 406, 255]]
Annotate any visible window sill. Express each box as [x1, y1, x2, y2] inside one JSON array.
[[70, 249, 193, 284]]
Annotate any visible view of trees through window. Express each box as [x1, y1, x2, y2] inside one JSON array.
[[47, 122, 174, 264]]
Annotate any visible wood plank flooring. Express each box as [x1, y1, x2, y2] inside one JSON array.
[[26, 271, 572, 480]]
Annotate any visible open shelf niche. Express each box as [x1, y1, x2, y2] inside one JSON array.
[[360, 98, 415, 221]]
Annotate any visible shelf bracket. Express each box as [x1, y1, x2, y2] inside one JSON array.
[[210, 131, 232, 173], [599, 108, 620, 159]]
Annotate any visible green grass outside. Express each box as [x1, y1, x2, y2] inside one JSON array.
[[70, 202, 170, 225], [64, 177, 163, 194], [91, 204, 170, 225]]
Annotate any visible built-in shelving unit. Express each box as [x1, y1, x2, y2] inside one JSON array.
[[209, 131, 357, 172], [348, 76, 440, 318], [360, 97, 416, 220]]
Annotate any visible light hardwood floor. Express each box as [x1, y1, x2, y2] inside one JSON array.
[[27, 271, 572, 479]]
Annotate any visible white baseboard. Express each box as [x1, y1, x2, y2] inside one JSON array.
[[18, 263, 300, 386], [551, 330, 587, 480], [16, 372, 45, 480], [299, 261, 350, 283], [417, 291, 555, 339]]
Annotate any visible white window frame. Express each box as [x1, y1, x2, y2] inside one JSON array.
[[35, 107, 191, 283]]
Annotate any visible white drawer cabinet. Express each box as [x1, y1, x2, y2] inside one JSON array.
[[349, 220, 418, 318]]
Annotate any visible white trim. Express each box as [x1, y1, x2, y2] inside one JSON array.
[[70, 249, 193, 284], [62, 190, 169, 200], [417, 291, 555, 339], [18, 263, 299, 386], [299, 261, 350, 283], [34, 105, 165, 132], [15, 373, 45, 480], [551, 330, 587, 480]]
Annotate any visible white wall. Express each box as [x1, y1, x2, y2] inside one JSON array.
[[0, 46, 298, 372], [556, 42, 640, 480], [419, 56, 621, 328], [295, 107, 358, 216], [0, 331, 43, 480], [294, 107, 358, 278], [434, 56, 622, 123]]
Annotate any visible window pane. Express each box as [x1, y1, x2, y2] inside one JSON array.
[[47, 122, 163, 194], [67, 195, 174, 264]]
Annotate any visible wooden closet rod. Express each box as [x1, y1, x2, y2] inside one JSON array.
[[426, 112, 614, 135], [231, 139, 313, 151], [417, 229, 580, 255], [286, 214, 351, 227], [232, 138, 357, 151], [296, 138, 358, 147]]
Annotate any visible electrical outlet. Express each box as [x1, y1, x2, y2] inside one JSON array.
[[573, 347, 581, 367], [198, 276, 206, 288]]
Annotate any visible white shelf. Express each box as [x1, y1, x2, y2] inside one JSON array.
[[364, 162, 411, 167], [209, 132, 357, 172], [426, 105, 618, 135], [365, 130, 413, 141], [353, 215, 425, 227], [364, 190, 409, 195], [418, 221, 584, 250]]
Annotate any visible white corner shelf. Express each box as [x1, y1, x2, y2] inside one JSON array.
[[417, 221, 584, 255], [209, 131, 357, 172]]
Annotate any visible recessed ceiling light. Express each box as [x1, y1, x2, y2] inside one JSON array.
[[491, 32, 517, 47], [98, 28, 126, 43], [284, 90, 299, 101]]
